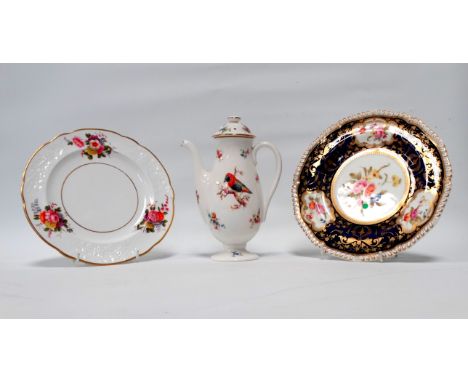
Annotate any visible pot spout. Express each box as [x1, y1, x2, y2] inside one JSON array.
[[181, 140, 209, 182]]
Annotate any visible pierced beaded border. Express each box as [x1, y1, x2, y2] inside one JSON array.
[[291, 110, 453, 262]]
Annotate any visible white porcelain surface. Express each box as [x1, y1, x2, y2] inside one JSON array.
[[22, 129, 174, 264], [331, 148, 410, 225], [183, 117, 282, 261], [211, 247, 259, 262]]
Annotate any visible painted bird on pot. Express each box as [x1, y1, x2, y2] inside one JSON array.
[[224, 172, 252, 194]]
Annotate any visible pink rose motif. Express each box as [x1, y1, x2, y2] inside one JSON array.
[[315, 203, 325, 215], [352, 179, 368, 194], [410, 207, 419, 219], [72, 137, 85, 148], [146, 210, 164, 223], [46, 210, 60, 224], [89, 139, 103, 151], [373, 127, 387, 139]]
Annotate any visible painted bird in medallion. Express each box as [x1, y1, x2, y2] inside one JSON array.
[[224, 173, 252, 194]]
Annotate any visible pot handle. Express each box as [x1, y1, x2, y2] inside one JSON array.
[[252, 141, 282, 222]]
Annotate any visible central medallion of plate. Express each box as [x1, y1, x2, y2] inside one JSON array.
[[330, 148, 410, 225], [61, 163, 139, 233]]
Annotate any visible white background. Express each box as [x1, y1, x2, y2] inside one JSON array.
[[1, 63, 467, 318], [1, 1, 468, 381]]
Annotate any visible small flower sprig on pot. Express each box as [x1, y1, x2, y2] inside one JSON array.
[[208, 211, 225, 230], [249, 209, 261, 228], [240, 147, 251, 158], [137, 195, 170, 233], [66, 133, 112, 160], [31, 199, 73, 237]]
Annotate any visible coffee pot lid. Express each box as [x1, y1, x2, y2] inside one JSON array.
[[213, 116, 255, 138]]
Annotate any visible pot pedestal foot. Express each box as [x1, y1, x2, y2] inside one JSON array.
[[211, 247, 258, 262]]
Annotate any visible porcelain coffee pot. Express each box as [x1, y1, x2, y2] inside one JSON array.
[[182, 116, 282, 261]]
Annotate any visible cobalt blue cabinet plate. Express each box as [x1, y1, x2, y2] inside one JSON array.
[[292, 111, 452, 261]]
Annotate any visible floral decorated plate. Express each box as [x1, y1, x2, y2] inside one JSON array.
[[21, 129, 174, 265], [292, 111, 452, 261]]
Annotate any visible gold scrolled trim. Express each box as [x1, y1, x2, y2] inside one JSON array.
[[291, 110, 452, 262], [21, 128, 176, 266]]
